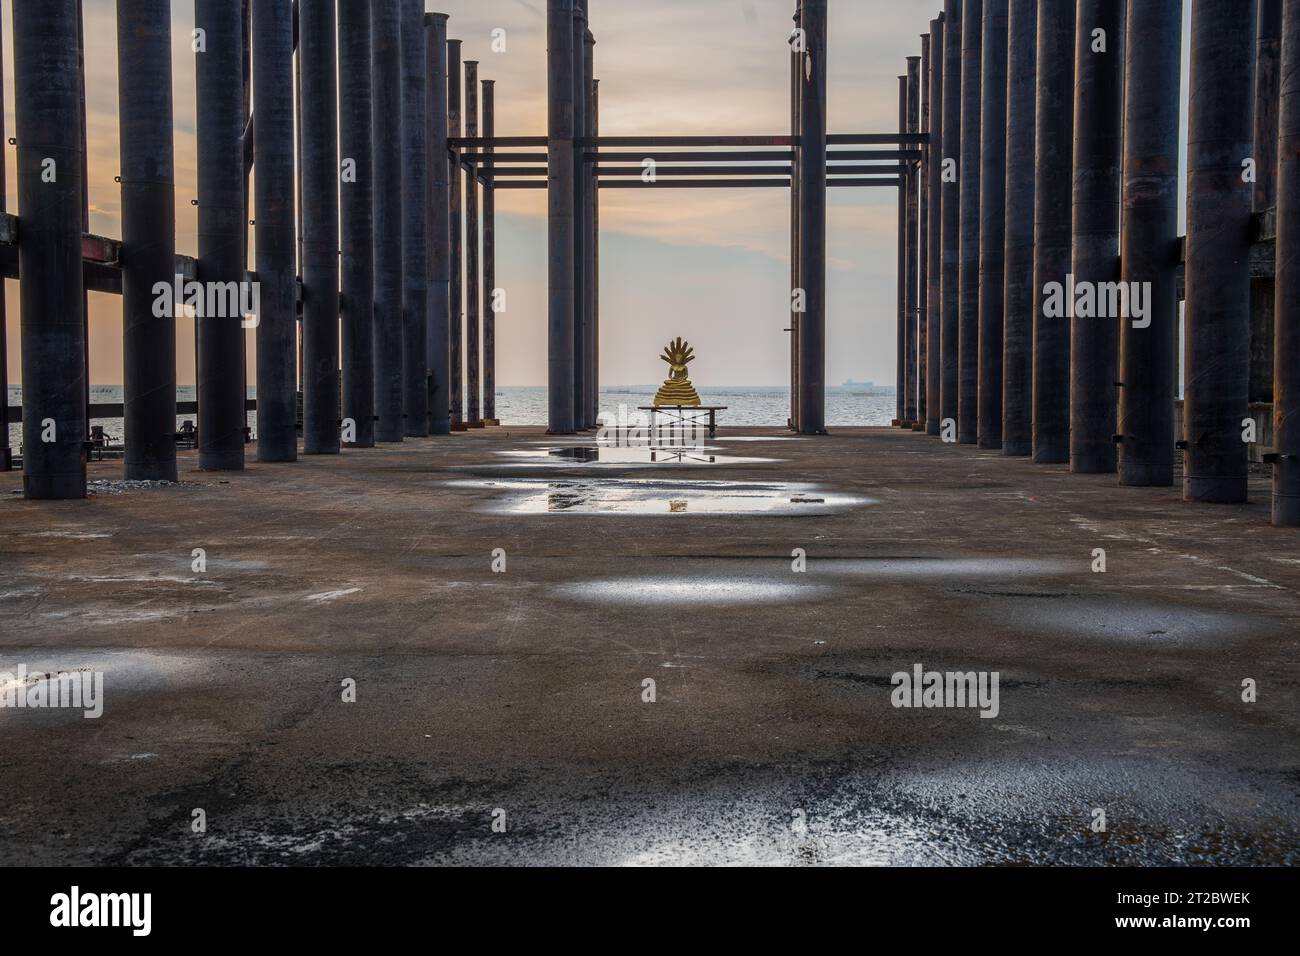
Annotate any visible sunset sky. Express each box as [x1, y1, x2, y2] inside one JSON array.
[[2, 0, 1191, 390]]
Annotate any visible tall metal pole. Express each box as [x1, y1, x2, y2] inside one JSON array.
[[427, 13, 451, 436], [547, 0, 576, 434], [1117, 0, 1181, 487], [371, 0, 403, 441], [977, 0, 1007, 449], [465, 60, 481, 426], [300, 0, 340, 455], [118, 0, 177, 482], [483, 78, 498, 425], [1251, 0, 1282, 404], [0, 10, 9, 472], [571, 2, 587, 428], [195, 0, 246, 470], [925, 16, 945, 436], [1273, 0, 1300, 524], [1031, 0, 1075, 464], [448, 38, 464, 429], [583, 29, 596, 428], [1002, 0, 1036, 456], [1184, 0, 1257, 503], [905, 56, 921, 427], [789, 6, 801, 432], [896, 74, 908, 426], [1069, 0, 1125, 473], [252, 0, 297, 462], [957, 0, 982, 444], [400, 0, 428, 437], [15, 0, 86, 497], [940, 0, 963, 435], [592, 78, 601, 425], [797, 0, 828, 434], [340, 0, 375, 449], [917, 35, 930, 430]]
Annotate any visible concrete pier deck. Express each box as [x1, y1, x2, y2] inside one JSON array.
[[1, 427, 1297, 865]]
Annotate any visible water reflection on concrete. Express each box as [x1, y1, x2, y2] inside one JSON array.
[[552, 575, 835, 606], [492, 445, 780, 467], [447, 477, 874, 515]]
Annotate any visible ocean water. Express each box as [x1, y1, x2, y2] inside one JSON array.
[[5, 384, 895, 451]]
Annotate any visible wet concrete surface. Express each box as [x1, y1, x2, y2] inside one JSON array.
[[0, 426, 1297, 865]]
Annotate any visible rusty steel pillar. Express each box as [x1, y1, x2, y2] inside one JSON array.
[[1271, 0, 1299, 524], [300, 0, 340, 455], [1251, 0, 1282, 404], [465, 60, 481, 426], [195, 0, 246, 470], [592, 79, 601, 424], [957, 0, 982, 444], [940, 0, 963, 435], [926, 15, 945, 436], [917, 34, 931, 430], [340, 0, 374, 448], [1031, 0, 1075, 464], [1117, 0, 1182, 487], [251, 0, 297, 462], [118, 0, 178, 481], [1002, 0, 1036, 456], [15, 0, 86, 497], [977, 0, 1007, 450], [1184, 0, 1257, 503], [372, 0, 404, 442], [426, 13, 451, 436], [1069, 0, 1125, 473], [796, 0, 827, 434], [0, 11, 8, 472], [482, 77, 498, 426], [547, 0, 576, 434], [400, 0, 428, 437], [905, 56, 921, 427], [447, 38, 463, 429]]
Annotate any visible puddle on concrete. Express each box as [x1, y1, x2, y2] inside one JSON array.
[[813, 557, 1080, 580], [493, 445, 780, 467], [1001, 598, 1256, 645], [553, 575, 835, 606], [447, 477, 873, 516]]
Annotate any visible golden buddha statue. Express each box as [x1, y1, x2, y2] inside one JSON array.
[[653, 337, 701, 407]]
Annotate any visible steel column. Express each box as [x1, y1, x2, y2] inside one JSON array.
[[897, 74, 907, 425], [340, 0, 374, 448], [465, 60, 481, 425], [571, 3, 587, 428], [1184, 0, 1256, 503], [1251, 0, 1282, 403], [1069, 0, 1125, 473], [957, 0, 982, 444], [15, 0, 86, 497], [1001, 0, 1036, 456], [592, 78, 601, 426], [790, 7, 801, 432], [300, 0, 339, 455], [371, 0, 403, 441], [426, 14, 451, 435], [797, 0, 828, 434], [400, 0, 428, 437], [977, 0, 1007, 449], [940, 0, 963, 435], [195, 0, 246, 470], [583, 29, 596, 428], [483, 78, 498, 425], [547, 0, 576, 434], [118, 0, 177, 481], [1117, 0, 1182, 487], [251, 0, 297, 462], [925, 16, 945, 436], [1031, 0, 1075, 464], [0, 10, 8, 472], [905, 56, 921, 426], [1273, 0, 1300, 524], [917, 35, 930, 430], [448, 38, 463, 428]]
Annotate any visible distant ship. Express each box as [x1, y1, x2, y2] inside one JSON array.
[[836, 379, 892, 394]]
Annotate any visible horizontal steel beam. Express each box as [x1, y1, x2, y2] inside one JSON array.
[[480, 163, 907, 177], [449, 133, 929, 149], [489, 177, 904, 189]]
